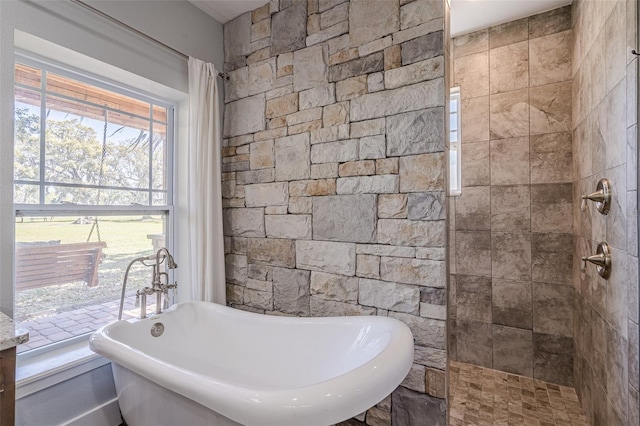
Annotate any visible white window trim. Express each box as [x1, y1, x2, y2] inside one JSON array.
[[11, 39, 187, 390], [449, 87, 462, 197]]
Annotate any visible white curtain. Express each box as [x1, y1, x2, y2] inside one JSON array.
[[187, 57, 226, 304]]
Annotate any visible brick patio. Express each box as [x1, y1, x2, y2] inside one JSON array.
[[17, 295, 156, 353]]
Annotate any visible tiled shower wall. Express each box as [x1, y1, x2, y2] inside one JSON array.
[[221, 0, 450, 424], [448, 6, 575, 386], [572, 0, 639, 424]]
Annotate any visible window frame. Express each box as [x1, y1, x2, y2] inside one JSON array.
[[449, 86, 462, 197], [12, 52, 177, 355], [14, 52, 175, 213]]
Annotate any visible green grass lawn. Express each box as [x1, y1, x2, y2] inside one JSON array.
[[15, 216, 165, 320]]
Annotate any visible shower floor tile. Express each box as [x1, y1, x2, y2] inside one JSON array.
[[449, 361, 589, 426]]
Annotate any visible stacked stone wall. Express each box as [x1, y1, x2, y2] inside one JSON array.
[[222, 1, 450, 423]]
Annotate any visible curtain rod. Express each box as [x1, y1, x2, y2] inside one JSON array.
[[69, 0, 229, 80]]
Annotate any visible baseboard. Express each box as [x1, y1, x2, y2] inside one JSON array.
[[61, 398, 121, 426]]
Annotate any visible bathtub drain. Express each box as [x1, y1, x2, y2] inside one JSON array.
[[150, 322, 165, 337]]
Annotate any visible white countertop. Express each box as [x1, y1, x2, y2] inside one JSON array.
[[0, 311, 29, 351]]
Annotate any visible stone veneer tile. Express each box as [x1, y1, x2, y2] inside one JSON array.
[[275, 133, 310, 181], [293, 45, 328, 92], [378, 194, 407, 219], [349, 0, 399, 47], [407, 192, 445, 221], [223, 94, 266, 137], [225, 67, 249, 102], [270, 1, 307, 55], [309, 297, 376, 317], [265, 214, 312, 240], [378, 219, 445, 248], [386, 108, 445, 156], [225, 254, 247, 285], [296, 240, 356, 275], [391, 386, 446, 426], [384, 56, 444, 89], [245, 182, 288, 207], [389, 311, 445, 349], [400, 0, 443, 30], [311, 140, 358, 163], [359, 279, 420, 314], [273, 267, 310, 315], [350, 79, 444, 121], [401, 31, 444, 66], [328, 52, 384, 82], [320, 2, 348, 29], [247, 238, 295, 268], [310, 271, 358, 303], [398, 153, 444, 192], [224, 13, 252, 62], [380, 257, 446, 288], [223, 208, 265, 237], [312, 194, 377, 243]]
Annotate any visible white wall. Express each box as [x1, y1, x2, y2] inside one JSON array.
[[0, 1, 224, 424], [86, 0, 224, 70]]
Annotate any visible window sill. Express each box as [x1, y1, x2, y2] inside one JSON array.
[[16, 338, 110, 399]]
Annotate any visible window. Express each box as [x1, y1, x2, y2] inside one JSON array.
[[14, 56, 174, 354], [449, 87, 461, 196]]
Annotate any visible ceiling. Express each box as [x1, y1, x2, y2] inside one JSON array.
[[450, 0, 572, 36], [189, 0, 573, 37], [189, 0, 267, 24]]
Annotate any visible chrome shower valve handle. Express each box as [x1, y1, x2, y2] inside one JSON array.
[[581, 178, 611, 215], [581, 242, 612, 279]]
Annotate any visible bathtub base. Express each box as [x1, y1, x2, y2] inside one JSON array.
[[113, 363, 242, 426]]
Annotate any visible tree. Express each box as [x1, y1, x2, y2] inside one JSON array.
[[14, 107, 167, 206]]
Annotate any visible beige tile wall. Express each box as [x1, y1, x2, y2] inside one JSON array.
[[449, 6, 576, 386], [572, 0, 639, 424]]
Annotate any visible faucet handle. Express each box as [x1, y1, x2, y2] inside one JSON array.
[[135, 293, 140, 308], [581, 178, 611, 215], [581, 242, 612, 279]]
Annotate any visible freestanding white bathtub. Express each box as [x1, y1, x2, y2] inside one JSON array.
[[90, 301, 414, 426]]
